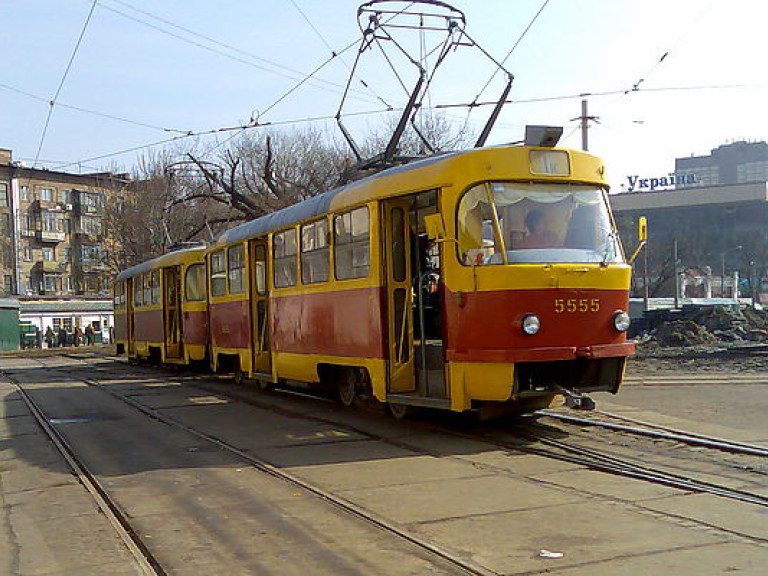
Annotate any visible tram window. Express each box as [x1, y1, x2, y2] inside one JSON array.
[[301, 219, 329, 284], [114, 282, 125, 309], [254, 244, 267, 296], [133, 277, 143, 307], [334, 206, 370, 280], [184, 263, 206, 302], [142, 273, 152, 305], [210, 250, 227, 297], [228, 244, 245, 294], [457, 182, 622, 265], [391, 207, 406, 282], [149, 270, 160, 305], [273, 229, 297, 288]]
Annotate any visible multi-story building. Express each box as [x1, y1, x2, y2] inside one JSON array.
[[0, 148, 127, 298], [675, 140, 768, 189]]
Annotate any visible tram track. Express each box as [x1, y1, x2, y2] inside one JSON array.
[[20, 353, 768, 552], [8, 378, 165, 576], [88, 356, 768, 513], [535, 408, 768, 457], [10, 357, 498, 576]]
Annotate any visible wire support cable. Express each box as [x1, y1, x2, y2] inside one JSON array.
[[33, 0, 98, 167]]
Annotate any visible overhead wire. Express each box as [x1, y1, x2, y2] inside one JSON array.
[[473, 0, 550, 102], [95, 0, 380, 106], [33, 0, 98, 167], [288, 0, 393, 109], [0, 81, 192, 135]]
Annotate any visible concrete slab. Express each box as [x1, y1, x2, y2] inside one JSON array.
[[532, 467, 690, 502], [162, 402, 370, 450], [340, 474, 582, 524], [290, 453, 484, 491], [0, 414, 42, 440], [408, 500, 730, 575], [536, 541, 767, 575], [642, 493, 768, 540], [256, 439, 417, 468]]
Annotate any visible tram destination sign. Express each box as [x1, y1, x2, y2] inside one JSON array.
[[625, 173, 697, 192]]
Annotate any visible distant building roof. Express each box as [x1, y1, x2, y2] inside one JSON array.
[[18, 299, 113, 313]]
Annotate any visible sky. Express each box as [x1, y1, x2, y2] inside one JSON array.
[[1, 0, 766, 191]]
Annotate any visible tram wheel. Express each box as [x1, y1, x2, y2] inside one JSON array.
[[233, 369, 246, 385], [387, 402, 411, 421], [338, 371, 357, 407]]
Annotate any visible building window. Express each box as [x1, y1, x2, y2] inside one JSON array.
[[0, 183, 8, 207], [43, 275, 60, 293], [23, 245, 34, 261], [39, 187, 54, 202], [273, 228, 297, 288], [3, 275, 12, 294], [42, 247, 54, 261], [301, 218, 329, 284], [60, 189, 71, 204], [42, 211, 62, 232], [21, 185, 29, 201], [227, 244, 245, 294], [1, 213, 10, 235], [334, 206, 370, 280]]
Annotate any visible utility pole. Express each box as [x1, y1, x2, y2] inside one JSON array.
[[572, 99, 599, 151]]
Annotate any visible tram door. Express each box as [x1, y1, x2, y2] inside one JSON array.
[[126, 278, 135, 355], [163, 266, 183, 359], [250, 240, 272, 375], [383, 200, 415, 393]]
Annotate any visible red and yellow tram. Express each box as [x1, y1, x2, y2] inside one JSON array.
[[114, 246, 208, 365], [196, 141, 634, 416]]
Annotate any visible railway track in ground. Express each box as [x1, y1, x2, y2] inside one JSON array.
[[8, 381, 165, 576], [14, 351, 768, 562], [4, 356, 498, 576], [82, 356, 768, 515], [535, 408, 768, 457]]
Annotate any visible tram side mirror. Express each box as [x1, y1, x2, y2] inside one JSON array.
[[638, 216, 648, 242], [629, 216, 648, 265], [424, 213, 446, 241]]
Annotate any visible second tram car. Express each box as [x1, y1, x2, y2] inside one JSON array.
[[114, 246, 208, 365], [198, 142, 634, 415]]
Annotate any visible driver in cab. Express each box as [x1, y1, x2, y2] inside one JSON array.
[[517, 210, 559, 249]]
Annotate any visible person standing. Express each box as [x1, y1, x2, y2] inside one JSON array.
[[58, 326, 68, 348], [44, 327, 54, 348]]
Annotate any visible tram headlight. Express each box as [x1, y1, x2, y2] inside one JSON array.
[[612, 311, 631, 332], [522, 314, 541, 335]]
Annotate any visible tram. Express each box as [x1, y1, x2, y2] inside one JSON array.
[[116, 136, 636, 416], [114, 245, 208, 365]]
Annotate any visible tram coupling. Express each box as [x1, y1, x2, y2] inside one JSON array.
[[557, 386, 596, 411]]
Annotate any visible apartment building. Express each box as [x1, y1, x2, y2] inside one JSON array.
[[0, 148, 127, 298]]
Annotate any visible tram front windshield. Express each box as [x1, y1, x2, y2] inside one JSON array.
[[457, 182, 623, 265]]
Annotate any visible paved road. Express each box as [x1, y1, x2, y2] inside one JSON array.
[[1, 352, 767, 575]]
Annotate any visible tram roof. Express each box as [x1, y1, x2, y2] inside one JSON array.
[[116, 245, 206, 281], [211, 151, 457, 248]]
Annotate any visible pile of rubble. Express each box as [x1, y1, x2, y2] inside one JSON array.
[[639, 304, 768, 348]]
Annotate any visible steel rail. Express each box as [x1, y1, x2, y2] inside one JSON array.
[[77, 376, 498, 576], [9, 379, 165, 576], [536, 409, 768, 457], [510, 431, 768, 509]]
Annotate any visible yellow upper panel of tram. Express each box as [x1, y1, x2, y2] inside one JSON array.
[[117, 246, 207, 281], [329, 146, 608, 211]]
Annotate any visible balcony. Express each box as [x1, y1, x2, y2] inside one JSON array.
[[36, 260, 67, 273], [36, 230, 66, 243], [33, 200, 64, 212], [80, 261, 107, 274]]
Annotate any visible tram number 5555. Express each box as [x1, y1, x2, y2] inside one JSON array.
[[554, 298, 600, 313]]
